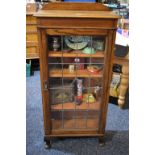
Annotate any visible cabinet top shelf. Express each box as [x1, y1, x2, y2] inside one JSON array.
[[34, 10, 119, 19]]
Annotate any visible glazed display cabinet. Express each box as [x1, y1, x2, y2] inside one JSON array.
[[34, 2, 119, 148]]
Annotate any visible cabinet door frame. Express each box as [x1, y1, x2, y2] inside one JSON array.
[[98, 29, 116, 134], [38, 28, 116, 136], [38, 28, 51, 135]]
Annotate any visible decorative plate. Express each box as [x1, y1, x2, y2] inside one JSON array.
[[87, 65, 102, 73], [64, 36, 90, 50]]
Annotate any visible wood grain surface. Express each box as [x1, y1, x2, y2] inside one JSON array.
[[34, 10, 119, 19]]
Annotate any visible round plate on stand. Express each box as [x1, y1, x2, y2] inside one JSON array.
[[64, 36, 90, 50]]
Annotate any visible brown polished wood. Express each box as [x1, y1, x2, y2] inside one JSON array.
[[49, 68, 103, 78], [26, 12, 39, 59], [34, 2, 119, 146], [34, 10, 118, 19], [46, 28, 108, 36], [39, 29, 51, 135], [42, 2, 110, 11], [99, 30, 116, 134], [51, 101, 100, 110], [48, 50, 105, 58]]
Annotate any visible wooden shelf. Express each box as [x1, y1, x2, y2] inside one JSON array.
[[48, 50, 104, 58], [26, 22, 37, 25], [26, 53, 39, 59], [114, 56, 129, 65], [26, 41, 38, 47], [49, 68, 103, 78], [51, 101, 100, 110], [26, 12, 36, 15], [51, 118, 99, 130], [26, 30, 38, 34]]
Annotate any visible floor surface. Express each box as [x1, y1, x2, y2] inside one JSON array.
[[26, 71, 129, 155]]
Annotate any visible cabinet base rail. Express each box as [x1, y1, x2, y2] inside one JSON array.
[[44, 133, 104, 138]]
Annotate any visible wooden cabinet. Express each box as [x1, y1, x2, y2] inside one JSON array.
[[26, 13, 39, 59], [34, 2, 119, 148]]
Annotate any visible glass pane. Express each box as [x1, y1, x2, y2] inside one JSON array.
[[47, 34, 106, 130], [87, 118, 99, 129], [51, 110, 62, 130]]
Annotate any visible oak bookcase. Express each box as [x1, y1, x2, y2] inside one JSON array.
[[34, 2, 119, 148]]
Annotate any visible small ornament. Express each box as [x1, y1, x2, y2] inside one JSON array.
[[94, 86, 100, 101], [82, 47, 96, 54], [75, 79, 83, 105], [83, 93, 96, 103], [69, 65, 75, 73], [52, 37, 60, 51], [93, 40, 104, 51], [74, 58, 84, 70], [87, 65, 102, 73]]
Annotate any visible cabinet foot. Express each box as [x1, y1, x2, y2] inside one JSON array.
[[98, 137, 105, 147], [44, 139, 52, 149]]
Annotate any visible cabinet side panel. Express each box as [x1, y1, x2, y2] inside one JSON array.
[[38, 28, 51, 134], [99, 30, 116, 134]]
